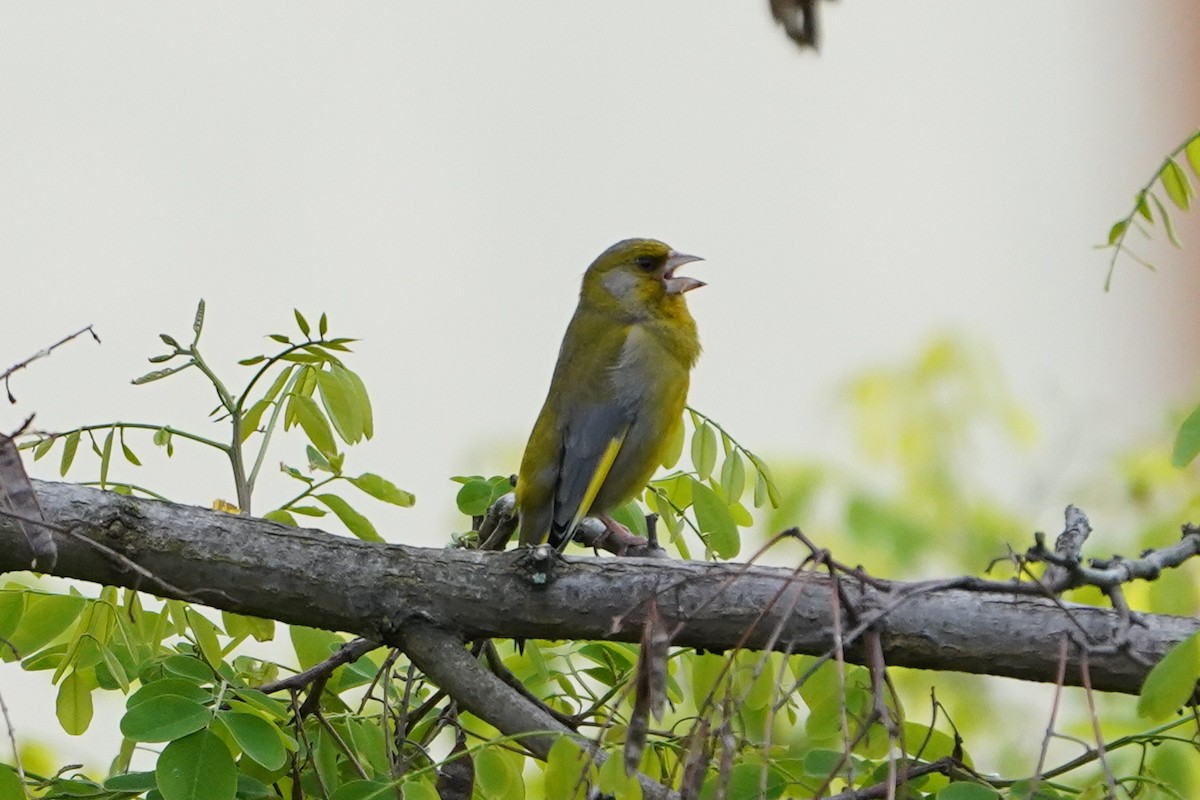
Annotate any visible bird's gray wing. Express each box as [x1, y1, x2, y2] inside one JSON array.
[[547, 402, 632, 549]]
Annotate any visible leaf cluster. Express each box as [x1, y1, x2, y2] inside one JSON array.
[[21, 303, 414, 541], [1103, 130, 1200, 287]]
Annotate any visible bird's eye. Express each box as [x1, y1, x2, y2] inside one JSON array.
[[635, 255, 660, 271]]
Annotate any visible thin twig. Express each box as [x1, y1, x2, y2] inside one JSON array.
[[0, 686, 30, 800], [1031, 634, 1070, 796], [258, 637, 379, 695], [1079, 650, 1117, 797], [2, 325, 100, 403]]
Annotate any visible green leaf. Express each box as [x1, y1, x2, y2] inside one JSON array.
[[154, 427, 175, 457], [33, 436, 54, 460], [306, 444, 332, 473], [121, 436, 142, 467], [104, 772, 159, 791], [475, 747, 524, 800], [156, 730, 236, 800], [398, 778, 439, 800], [56, 669, 96, 735], [349, 473, 415, 507], [217, 710, 286, 770], [260, 365, 296, 405], [238, 355, 266, 366], [802, 748, 857, 778], [691, 423, 718, 481], [185, 609, 223, 669], [229, 689, 289, 721], [99, 644, 130, 692], [263, 509, 297, 526], [456, 479, 494, 516], [290, 626, 341, 672], [1151, 193, 1181, 248], [1186, 135, 1200, 178], [120, 694, 211, 742], [289, 395, 337, 458], [1136, 192, 1153, 222], [753, 470, 769, 508], [5, 593, 86, 659], [316, 494, 382, 542], [160, 334, 181, 349], [161, 654, 215, 684], [1172, 403, 1200, 467], [316, 368, 363, 444], [719, 452, 746, 505], [543, 737, 592, 800], [318, 312, 329, 337], [598, 752, 641, 799], [294, 309, 311, 337], [712, 764, 787, 800], [240, 399, 271, 441], [0, 765, 22, 799], [936, 783, 1001, 800], [127, 679, 213, 708], [287, 505, 326, 517], [268, 334, 291, 344], [99, 429, 115, 488], [0, 590, 24, 642], [691, 479, 739, 559], [20, 642, 67, 671], [1161, 160, 1192, 210], [661, 417, 685, 469], [312, 727, 339, 791], [60, 431, 81, 476], [221, 611, 275, 643], [338, 366, 374, 440], [747, 454, 781, 508], [1138, 630, 1200, 720], [1106, 218, 1128, 246]]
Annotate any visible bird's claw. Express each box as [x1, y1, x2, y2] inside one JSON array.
[[595, 515, 649, 557]]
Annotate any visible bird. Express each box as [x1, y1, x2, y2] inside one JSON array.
[[515, 238, 705, 553]]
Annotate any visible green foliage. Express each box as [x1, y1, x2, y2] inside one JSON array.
[[1138, 631, 1200, 721], [21, 302, 414, 537], [1103, 129, 1200, 287], [1104, 130, 1200, 476]]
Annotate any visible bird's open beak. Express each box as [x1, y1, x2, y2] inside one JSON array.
[[662, 251, 705, 295]]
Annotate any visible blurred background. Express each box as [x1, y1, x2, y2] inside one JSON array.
[[3, 0, 1200, 782]]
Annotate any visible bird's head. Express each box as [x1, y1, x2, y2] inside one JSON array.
[[581, 238, 705, 317]]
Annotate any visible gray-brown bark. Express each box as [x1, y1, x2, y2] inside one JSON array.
[[1, 480, 1196, 698]]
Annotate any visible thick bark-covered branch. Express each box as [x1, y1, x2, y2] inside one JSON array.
[[1, 481, 1196, 698]]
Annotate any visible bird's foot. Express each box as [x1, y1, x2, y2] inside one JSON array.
[[595, 514, 649, 556]]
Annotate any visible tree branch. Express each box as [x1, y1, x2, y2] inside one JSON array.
[[0, 480, 1196, 701]]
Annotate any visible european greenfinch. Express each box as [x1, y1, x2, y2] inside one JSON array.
[[516, 238, 705, 552]]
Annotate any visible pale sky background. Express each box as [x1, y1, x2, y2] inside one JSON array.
[[3, 0, 1200, 771]]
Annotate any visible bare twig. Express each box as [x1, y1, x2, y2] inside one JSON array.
[[0, 686, 30, 800], [258, 637, 379, 696], [2, 324, 100, 403], [1079, 650, 1117, 797]]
